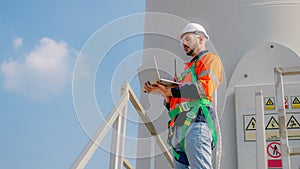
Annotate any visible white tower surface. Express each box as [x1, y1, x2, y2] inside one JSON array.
[[137, 1, 300, 169]]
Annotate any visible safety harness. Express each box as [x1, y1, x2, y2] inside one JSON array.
[[167, 52, 217, 165]]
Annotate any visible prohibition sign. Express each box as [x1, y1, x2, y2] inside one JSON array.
[[267, 142, 281, 158]]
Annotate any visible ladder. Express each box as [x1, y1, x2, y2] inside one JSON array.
[[71, 82, 173, 169], [274, 66, 300, 169]]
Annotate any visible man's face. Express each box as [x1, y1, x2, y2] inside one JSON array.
[[180, 33, 199, 56]]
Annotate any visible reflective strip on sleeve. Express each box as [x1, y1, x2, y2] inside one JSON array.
[[198, 70, 221, 86], [198, 69, 210, 77], [210, 72, 220, 86]]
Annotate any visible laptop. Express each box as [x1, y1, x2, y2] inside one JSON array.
[[138, 56, 181, 89]]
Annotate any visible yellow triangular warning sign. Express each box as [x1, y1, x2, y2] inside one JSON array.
[[265, 97, 275, 110], [293, 97, 300, 104], [246, 117, 256, 130], [267, 99, 274, 105], [287, 115, 300, 129], [292, 96, 300, 109], [265, 116, 279, 130]]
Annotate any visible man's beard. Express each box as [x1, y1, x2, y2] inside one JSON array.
[[184, 45, 194, 56], [186, 48, 194, 56]]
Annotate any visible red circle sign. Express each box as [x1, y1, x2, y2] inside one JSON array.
[[267, 142, 281, 158]]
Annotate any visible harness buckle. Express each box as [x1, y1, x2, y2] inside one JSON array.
[[186, 111, 197, 119], [180, 102, 190, 111]]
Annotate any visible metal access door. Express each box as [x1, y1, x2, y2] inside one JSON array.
[[235, 83, 300, 169]]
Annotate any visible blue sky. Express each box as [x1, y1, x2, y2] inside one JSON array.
[[0, 1, 145, 169]]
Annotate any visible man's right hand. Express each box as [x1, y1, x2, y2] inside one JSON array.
[[143, 81, 172, 98]]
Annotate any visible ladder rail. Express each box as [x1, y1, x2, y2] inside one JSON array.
[[109, 86, 129, 169], [255, 91, 268, 169], [126, 82, 174, 167], [71, 82, 173, 169], [274, 66, 300, 169], [71, 92, 129, 169]]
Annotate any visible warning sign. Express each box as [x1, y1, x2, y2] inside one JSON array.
[[267, 142, 281, 158], [244, 115, 256, 140], [291, 96, 300, 109], [244, 113, 300, 141], [265, 116, 279, 130], [265, 97, 275, 110], [246, 117, 256, 130], [267, 142, 282, 168], [287, 115, 300, 129]]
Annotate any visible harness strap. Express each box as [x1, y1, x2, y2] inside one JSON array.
[[170, 98, 217, 162], [177, 50, 208, 82], [168, 99, 203, 120], [168, 50, 217, 163], [181, 99, 217, 151]]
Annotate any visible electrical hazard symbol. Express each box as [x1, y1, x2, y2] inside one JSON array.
[[291, 96, 300, 109], [265, 116, 279, 130], [287, 115, 300, 129], [244, 114, 300, 141], [246, 117, 256, 130], [265, 97, 275, 110]]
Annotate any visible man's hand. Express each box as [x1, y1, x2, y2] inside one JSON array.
[[143, 81, 172, 98]]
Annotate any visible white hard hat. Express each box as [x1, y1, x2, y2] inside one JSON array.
[[180, 23, 209, 40]]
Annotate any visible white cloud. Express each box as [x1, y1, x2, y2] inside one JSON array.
[[1, 37, 74, 100], [13, 37, 23, 50]]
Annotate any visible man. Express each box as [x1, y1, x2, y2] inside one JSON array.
[[144, 23, 223, 169]]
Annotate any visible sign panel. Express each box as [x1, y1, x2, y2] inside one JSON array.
[[265, 97, 275, 110], [291, 96, 300, 109], [267, 142, 282, 168], [235, 83, 300, 169], [245, 117, 256, 130], [267, 142, 281, 158], [244, 113, 300, 141], [264, 96, 289, 110], [265, 116, 279, 130], [287, 115, 300, 129]]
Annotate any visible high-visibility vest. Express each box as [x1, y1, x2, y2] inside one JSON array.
[[169, 51, 223, 110], [168, 50, 222, 165]]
